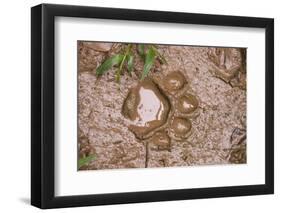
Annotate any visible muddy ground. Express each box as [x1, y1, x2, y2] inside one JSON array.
[[78, 41, 246, 170]]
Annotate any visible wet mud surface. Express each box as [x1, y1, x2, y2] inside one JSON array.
[[78, 41, 247, 170]]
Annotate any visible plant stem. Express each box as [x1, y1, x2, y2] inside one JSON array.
[[151, 45, 167, 64], [115, 44, 132, 82]]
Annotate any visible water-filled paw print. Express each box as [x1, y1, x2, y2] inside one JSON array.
[[121, 71, 199, 151]]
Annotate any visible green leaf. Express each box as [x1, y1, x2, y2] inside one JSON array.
[[96, 54, 124, 76], [78, 154, 96, 169], [141, 47, 156, 80], [127, 54, 134, 73], [138, 44, 145, 60]]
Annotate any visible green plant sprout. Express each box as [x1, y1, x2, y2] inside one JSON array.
[[78, 154, 96, 169], [96, 44, 167, 82]]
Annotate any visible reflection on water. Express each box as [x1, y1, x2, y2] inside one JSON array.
[[135, 87, 165, 126]]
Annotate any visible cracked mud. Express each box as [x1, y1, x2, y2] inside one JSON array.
[[78, 42, 247, 170]]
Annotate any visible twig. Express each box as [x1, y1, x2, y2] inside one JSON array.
[[145, 141, 149, 168]]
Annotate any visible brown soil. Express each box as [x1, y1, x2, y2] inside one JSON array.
[[78, 41, 246, 170]]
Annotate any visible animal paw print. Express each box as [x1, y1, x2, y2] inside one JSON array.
[[208, 47, 246, 90], [122, 71, 199, 151]]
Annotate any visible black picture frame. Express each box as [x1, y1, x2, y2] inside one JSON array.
[[31, 3, 274, 209]]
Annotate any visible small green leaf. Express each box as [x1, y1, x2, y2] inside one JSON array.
[[127, 54, 134, 73], [78, 154, 96, 169], [138, 44, 145, 60], [96, 54, 124, 76], [141, 47, 156, 80]]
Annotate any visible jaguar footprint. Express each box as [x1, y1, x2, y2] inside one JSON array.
[[122, 71, 200, 151]]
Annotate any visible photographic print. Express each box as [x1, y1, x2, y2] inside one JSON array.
[[31, 4, 273, 208], [78, 42, 247, 170]]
